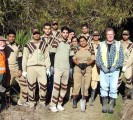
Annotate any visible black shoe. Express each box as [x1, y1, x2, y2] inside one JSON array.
[[90, 89, 96, 106], [102, 97, 108, 113], [73, 97, 77, 108], [108, 97, 115, 114]]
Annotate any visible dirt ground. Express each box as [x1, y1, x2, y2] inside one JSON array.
[[0, 95, 103, 120], [121, 99, 133, 120]]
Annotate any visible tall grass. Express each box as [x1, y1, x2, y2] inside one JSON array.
[[15, 30, 32, 49]]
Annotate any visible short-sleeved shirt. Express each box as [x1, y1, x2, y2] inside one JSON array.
[[73, 44, 95, 63]]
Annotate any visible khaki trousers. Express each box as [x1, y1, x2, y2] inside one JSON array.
[[118, 66, 133, 89], [72, 66, 92, 97], [91, 64, 100, 90], [27, 66, 47, 106], [5, 65, 28, 103], [50, 68, 69, 106]]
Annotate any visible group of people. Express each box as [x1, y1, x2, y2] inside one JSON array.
[[0, 21, 132, 114]]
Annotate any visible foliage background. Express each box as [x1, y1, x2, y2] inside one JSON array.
[[0, 0, 133, 44]]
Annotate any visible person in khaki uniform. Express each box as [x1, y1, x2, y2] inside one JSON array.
[[118, 30, 133, 100], [89, 31, 100, 106], [41, 23, 57, 71], [51, 21, 61, 38], [22, 30, 51, 110], [41, 23, 54, 45], [72, 36, 95, 108], [4, 31, 28, 106], [50, 26, 71, 112], [78, 23, 92, 44], [41, 23, 58, 97]]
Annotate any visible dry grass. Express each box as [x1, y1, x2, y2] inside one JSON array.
[[121, 100, 133, 120], [0, 95, 103, 120]]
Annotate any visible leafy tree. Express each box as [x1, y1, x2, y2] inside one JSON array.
[[0, 0, 133, 39]]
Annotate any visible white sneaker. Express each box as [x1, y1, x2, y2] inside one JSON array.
[[17, 99, 23, 106], [23, 102, 29, 107], [17, 100, 29, 107], [50, 106, 58, 112], [57, 105, 65, 111]]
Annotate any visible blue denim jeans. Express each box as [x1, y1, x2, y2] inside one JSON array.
[[100, 70, 120, 98]]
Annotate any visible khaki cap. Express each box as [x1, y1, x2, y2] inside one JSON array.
[[122, 30, 130, 35], [93, 31, 100, 36], [0, 36, 7, 41]]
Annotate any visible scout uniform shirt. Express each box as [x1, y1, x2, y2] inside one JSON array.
[[41, 34, 54, 45], [22, 40, 51, 72], [91, 40, 100, 59], [78, 33, 92, 44], [91, 40, 100, 84], [41, 34, 59, 53], [52, 29, 61, 38], [121, 39, 133, 68], [73, 44, 95, 64], [51, 38, 70, 69], [5, 42, 22, 69]]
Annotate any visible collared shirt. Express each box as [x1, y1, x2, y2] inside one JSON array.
[[5, 42, 22, 66], [52, 29, 61, 38], [96, 40, 124, 69], [78, 33, 92, 43], [73, 44, 95, 63], [22, 40, 50, 71], [91, 40, 100, 59], [121, 39, 133, 67], [41, 34, 57, 53], [41, 34, 54, 45]]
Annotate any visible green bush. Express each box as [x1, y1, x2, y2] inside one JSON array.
[[15, 30, 31, 49]]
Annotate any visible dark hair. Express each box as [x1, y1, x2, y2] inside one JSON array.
[[7, 30, 16, 35], [71, 36, 79, 42], [43, 23, 51, 28], [69, 29, 75, 33], [81, 23, 89, 28], [61, 26, 69, 32], [79, 36, 87, 42], [105, 28, 115, 34]]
